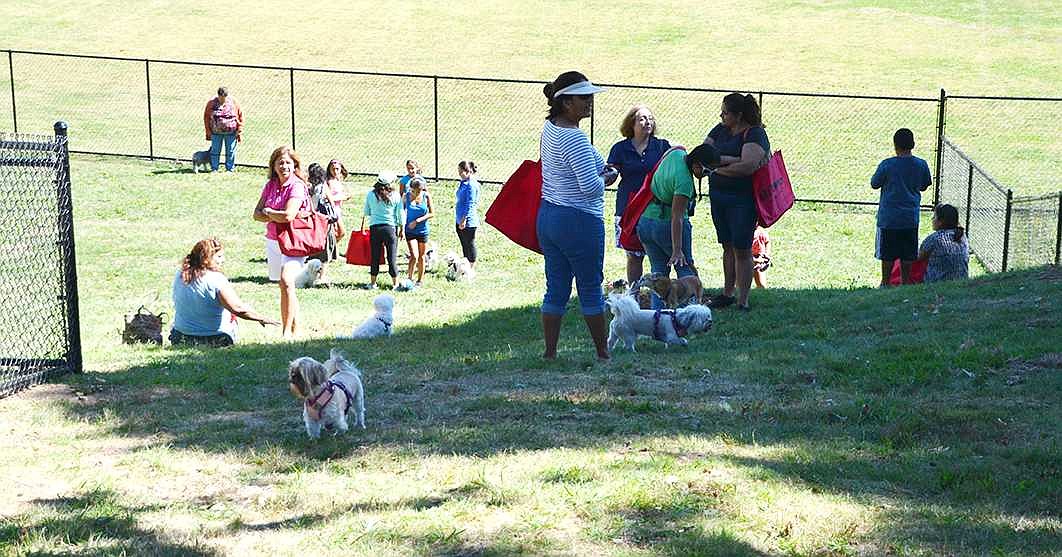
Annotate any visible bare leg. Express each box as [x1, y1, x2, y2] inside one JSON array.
[[625, 253, 645, 285], [880, 260, 891, 287], [722, 244, 736, 297], [584, 313, 610, 361], [369, 274, 377, 288], [406, 238, 417, 281], [416, 241, 427, 283], [753, 270, 765, 289], [279, 262, 300, 338], [734, 248, 754, 307], [542, 313, 562, 359]]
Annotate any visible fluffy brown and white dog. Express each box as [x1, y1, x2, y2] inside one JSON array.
[[288, 349, 365, 438], [606, 293, 713, 352], [649, 274, 705, 308]]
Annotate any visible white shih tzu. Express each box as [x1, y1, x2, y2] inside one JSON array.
[[424, 241, 441, 273], [341, 294, 395, 339], [606, 293, 713, 352], [443, 251, 475, 281], [293, 259, 323, 289], [288, 349, 366, 438]]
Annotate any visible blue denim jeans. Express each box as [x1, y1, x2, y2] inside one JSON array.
[[636, 216, 696, 278], [210, 133, 237, 171], [536, 201, 605, 316]]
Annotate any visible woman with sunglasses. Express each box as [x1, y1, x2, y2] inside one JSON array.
[[360, 173, 404, 289], [537, 71, 617, 361], [703, 93, 770, 311]]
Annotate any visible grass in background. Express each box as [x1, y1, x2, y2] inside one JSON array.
[[0, 156, 1058, 556]]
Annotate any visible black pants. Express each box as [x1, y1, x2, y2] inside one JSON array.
[[169, 328, 234, 347], [370, 224, 398, 277], [456, 225, 477, 263]]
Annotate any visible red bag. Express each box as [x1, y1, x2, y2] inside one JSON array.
[[485, 159, 543, 254], [889, 259, 927, 285], [752, 151, 794, 228], [278, 211, 328, 256], [344, 229, 385, 266], [619, 146, 686, 252]]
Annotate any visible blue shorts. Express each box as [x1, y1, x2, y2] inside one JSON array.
[[709, 189, 757, 250], [537, 201, 605, 316]]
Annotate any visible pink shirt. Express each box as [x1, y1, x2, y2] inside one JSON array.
[[328, 179, 345, 207], [260, 175, 308, 240]]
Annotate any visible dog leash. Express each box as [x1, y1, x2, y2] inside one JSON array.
[[652, 309, 687, 341]]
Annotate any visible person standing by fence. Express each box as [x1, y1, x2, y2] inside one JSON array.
[[608, 105, 671, 284], [537, 71, 617, 361], [871, 128, 932, 287], [455, 161, 481, 270], [203, 86, 244, 172]]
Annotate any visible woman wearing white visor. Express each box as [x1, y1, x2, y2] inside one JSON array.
[[537, 71, 618, 361]]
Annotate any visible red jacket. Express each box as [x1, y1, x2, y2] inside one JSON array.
[[204, 97, 244, 141]]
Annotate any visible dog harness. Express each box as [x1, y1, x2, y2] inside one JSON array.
[[376, 317, 392, 334], [304, 379, 357, 421], [653, 309, 688, 341]]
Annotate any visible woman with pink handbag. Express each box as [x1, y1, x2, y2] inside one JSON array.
[[253, 146, 310, 339]]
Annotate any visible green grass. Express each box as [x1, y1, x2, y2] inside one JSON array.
[[0, 155, 1059, 556]]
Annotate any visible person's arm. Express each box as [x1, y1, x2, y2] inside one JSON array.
[[920, 163, 932, 192], [565, 134, 606, 196], [714, 141, 767, 177], [424, 193, 435, 221], [203, 99, 213, 141], [455, 184, 469, 228], [361, 192, 371, 231], [394, 197, 404, 239], [235, 102, 244, 142], [217, 283, 279, 326], [669, 194, 690, 267], [871, 161, 887, 189], [260, 195, 302, 223], [253, 193, 270, 223], [917, 234, 933, 262]]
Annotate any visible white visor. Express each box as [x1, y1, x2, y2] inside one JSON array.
[[553, 80, 605, 98]]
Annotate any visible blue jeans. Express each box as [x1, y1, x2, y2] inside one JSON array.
[[210, 133, 237, 171], [536, 201, 605, 316], [636, 216, 695, 278]]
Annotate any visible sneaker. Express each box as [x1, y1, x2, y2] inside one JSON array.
[[367, 283, 377, 290], [707, 294, 735, 309]]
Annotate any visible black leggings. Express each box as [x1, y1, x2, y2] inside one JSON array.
[[369, 224, 398, 277], [456, 225, 477, 263]]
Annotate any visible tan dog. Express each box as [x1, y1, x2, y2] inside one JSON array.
[[650, 274, 704, 308]]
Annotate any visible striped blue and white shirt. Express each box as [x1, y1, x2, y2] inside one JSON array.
[[540, 120, 605, 218]]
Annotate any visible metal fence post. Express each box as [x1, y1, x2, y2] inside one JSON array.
[[7, 51, 16, 133], [933, 88, 947, 206], [964, 161, 973, 232], [1002, 189, 1013, 272], [53, 121, 82, 375], [289, 68, 296, 149], [433, 76, 439, 180], [145, 60, 154, 160], [1055, 192, 1061, 266]]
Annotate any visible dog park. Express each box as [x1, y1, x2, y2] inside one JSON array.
[[1, 2, 1060, 555]]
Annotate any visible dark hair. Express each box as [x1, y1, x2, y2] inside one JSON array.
[[181, 238, 222, 284], [458, 160, 478, 174], [307, 163, 326, 186], [934, 204, 964, 242], [894, 128, 915, 151], [722, 93, 762, 127], [217, 86, 229, 97], [686, 143, 721, 173], [543, 71, 589, 119], [373, 180, 394, 204]]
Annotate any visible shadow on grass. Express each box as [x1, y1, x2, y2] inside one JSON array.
[[37, 267, 1062, 553], [1, 488, 218, 556]]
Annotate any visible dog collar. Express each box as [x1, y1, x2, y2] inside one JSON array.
[[653, 309, 687, 341], [304, 379, 356, 421], [376, 317, 392, 334]]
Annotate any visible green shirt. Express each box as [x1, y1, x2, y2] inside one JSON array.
[[642, 149, 693, 221], [363, 191, 403, 226]]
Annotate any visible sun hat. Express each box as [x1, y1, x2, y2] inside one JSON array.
[[375, 172, 396, 186], [552, 79, 605, 98]]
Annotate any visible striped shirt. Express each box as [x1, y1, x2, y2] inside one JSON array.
[[540, 120, 605, 217]]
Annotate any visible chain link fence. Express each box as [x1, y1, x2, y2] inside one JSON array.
[[0, 124, 81, 398]]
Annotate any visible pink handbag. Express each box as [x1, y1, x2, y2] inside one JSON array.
[[751, 151, 794, 228]]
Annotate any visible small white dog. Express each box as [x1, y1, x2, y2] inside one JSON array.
[[342, 294, 395, 339], [424, 241, 441, 273], [288, 349, 365, 438], [443, 251, 475, 281], [606, 293, 713, 352], [293, 259, 323, 289]]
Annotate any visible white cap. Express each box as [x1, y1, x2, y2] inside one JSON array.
[[553, 80, 605, 98], [375, 172, 396, 185]]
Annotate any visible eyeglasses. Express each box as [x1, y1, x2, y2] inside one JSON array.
[[720, 111, 730, 118]]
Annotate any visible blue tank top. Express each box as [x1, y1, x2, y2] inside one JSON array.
[[404, 191, 430, 236]]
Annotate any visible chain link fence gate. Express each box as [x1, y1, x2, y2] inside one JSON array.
[[0, 121, 81, 398]]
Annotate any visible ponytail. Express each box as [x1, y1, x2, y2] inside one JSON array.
[[544, 71, 589, 119], [458, 160, 478, 175], [722, 92, 763, 128], [934, 204, 963, 242]]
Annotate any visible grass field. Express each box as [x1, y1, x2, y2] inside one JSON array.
[[0, 156, 1059, 556]]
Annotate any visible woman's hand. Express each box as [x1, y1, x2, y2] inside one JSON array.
[[259, 316, 280, 327], [407, 221, 416, 230], [458, 221, 466, 230], [601, 164, 619, 186], [669, 250, 687, 268]]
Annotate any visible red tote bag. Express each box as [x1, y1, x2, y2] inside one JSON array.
[[619, 146, 685, 252], [889, 259, 927, 285], [278, 211, 329, 257], [485, 159, 543, 254], [751, 151, 795, 228], [345, 229, 385, 266]]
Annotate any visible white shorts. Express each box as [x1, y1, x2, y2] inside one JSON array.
[[265, 238, 307, 281]]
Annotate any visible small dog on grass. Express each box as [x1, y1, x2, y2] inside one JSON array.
[[191, 150, 211, 173], [424, 241, 441, 273], [606, 293, 713, 352], [444, 252, 475, 281], [293, 259, 323, 289], [649, 274, 705, 308], [341, 294, 395, 339], [288, 349, 365, 438]]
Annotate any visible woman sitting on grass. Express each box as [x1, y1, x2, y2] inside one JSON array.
[[170, 238, 278, 346], [918, 203, 969, 283]]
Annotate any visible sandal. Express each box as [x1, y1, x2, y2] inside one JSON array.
[[707, 294, 735, 309]]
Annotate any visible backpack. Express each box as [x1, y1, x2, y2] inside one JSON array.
[[122, 306, 166, 345], [210, 99, 238, 134]]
